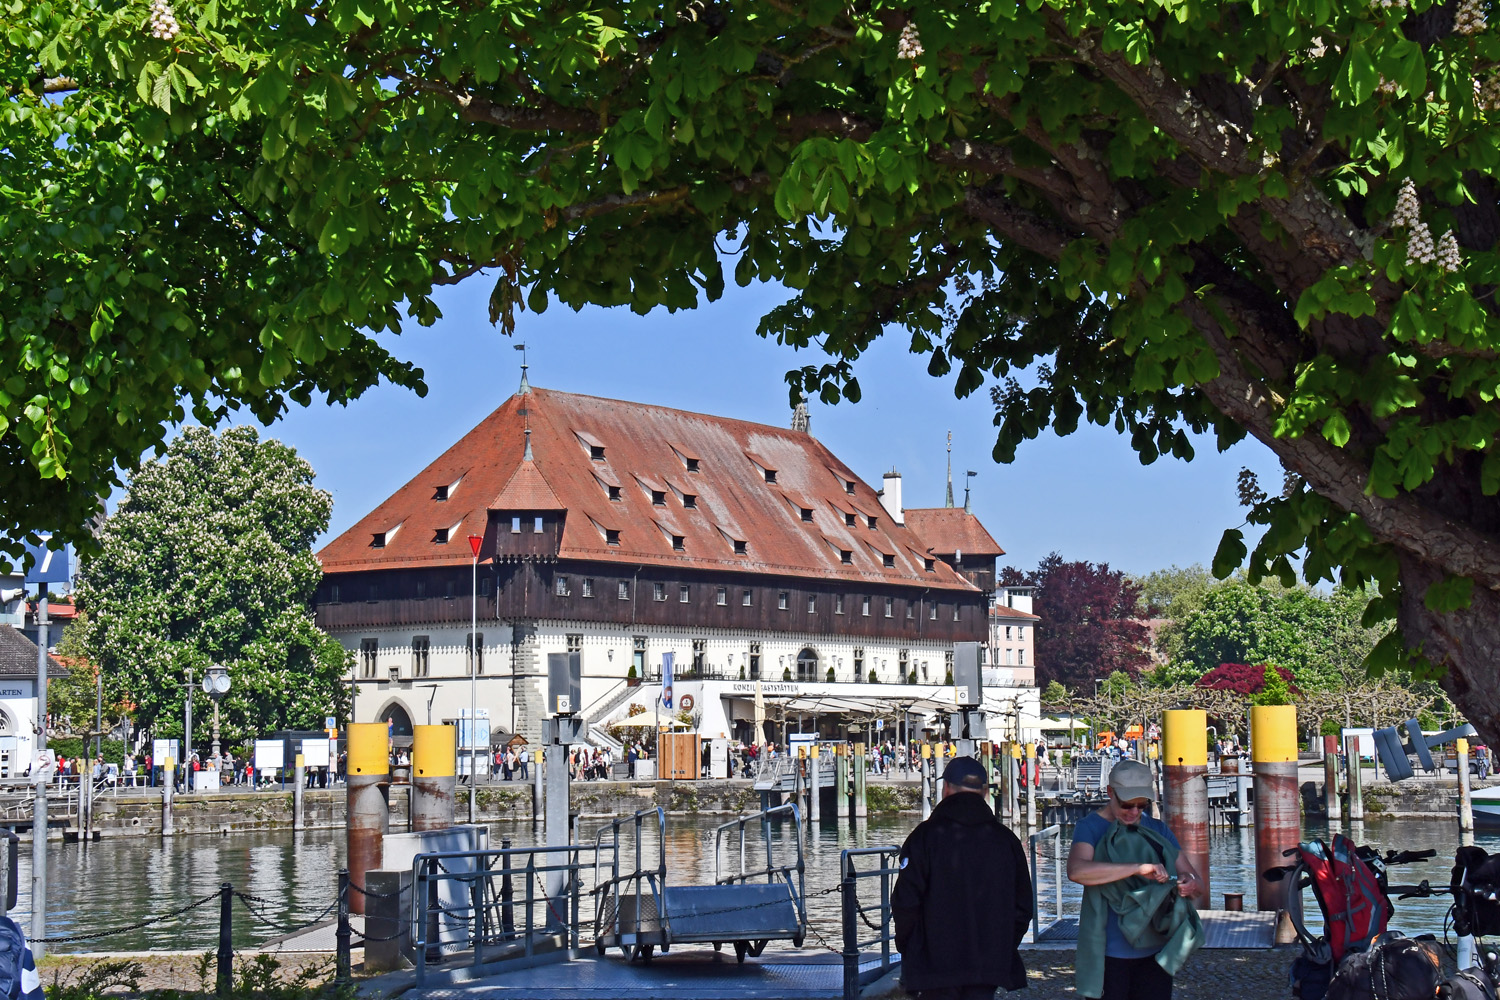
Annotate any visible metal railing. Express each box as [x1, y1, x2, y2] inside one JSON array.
[[713, 803, 806, 912], [1028, 824, 1066, 940], [411, 840, 615, 985], [840, 846, 901, 1000], [592, 807, 668, 957]]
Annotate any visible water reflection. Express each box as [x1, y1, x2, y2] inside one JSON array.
[[21, 814, 1492, 954]]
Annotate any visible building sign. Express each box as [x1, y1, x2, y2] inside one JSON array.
[[728, 682, 803, 696], [0, 689, 24, 698]]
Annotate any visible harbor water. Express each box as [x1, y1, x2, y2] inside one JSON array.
[[23, 814, 1495, 954]]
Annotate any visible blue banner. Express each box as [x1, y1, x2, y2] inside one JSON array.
[[662, 652, 674, 710]]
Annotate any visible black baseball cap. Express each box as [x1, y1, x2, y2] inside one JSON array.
[[941, 756, 988, 790]]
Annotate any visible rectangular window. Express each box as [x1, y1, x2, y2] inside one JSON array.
[[716, 587, 727, 606], [555, 576, 569, 597], [683, 494, 697, 509], [466, 632, 484, 675], [953, 606, 961, 622], [368, 583, 378, 601], [906, 603, 914, 619], [840, 549, 852, 564], [846, 481, 856, 495], [861, 597, 871, 617], [835, 594, 845, 615], [680, 585, 691, 603], [606, 529, 621, 546], [899, 649, 910, 682], [884, 597, 894, 618], [778, 592, 789, 611], [1006, 648, 1014, 665], [686, 458, 700, 473], [412, 636, 430, 678], [590, 444, 606, 461], [853, 648, 864, 679], [945, 650, 954, 677], [618, 581, 630, 600], [882, 553, 895, 568], [1005, 626, 1013, 640], [371, 532, 386, 548], [800, 507, 814, 523], [480, 577, 492, 597], [742, 589, 753, 606], [434, 484, 449, 501], [654, 582, 666, 602], [806, 595, 816, 614], [567, 633, 582, 653], [867, 515, 878, 529], [582, 578, 594, 598], [930, 603, 938, 620], [1018, 649, 1026, 666], [360, 638, 378, 678], [672, 535, 685, 551], [692, 639, 706, 676], [1016, 625, 1026, 639], [845, 512, 856, 527], [608, 485, 622, 501], [511, 516, 521, 533], [533, 516, 544, 533], [652, 490, 666, 506], [733, 539, 747, 555], [432, 527, 450, 544], [764, 469, 777, 484], [416, 579, 427, 599], [445, 579, 455, 599], [749, 642, 761, 680], [924, 558, 935, 572], [329, 584, 341, 603]]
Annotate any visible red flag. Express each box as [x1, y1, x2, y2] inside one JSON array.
[[468, 535, 483, 557]]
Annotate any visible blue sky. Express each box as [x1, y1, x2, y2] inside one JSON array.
[[266, 279, 1286, 577]]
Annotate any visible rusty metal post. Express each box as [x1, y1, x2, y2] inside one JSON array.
[[853, 743, 867, 820], [1163, 709, 1210, 909], [835, 745, 850, 822], [1459, 737, 1475, 834], [411, 725, 457, 832], [1322, 735, 1341, 823], [1345, 734, 1365, 822], [346, 722, 390, 915], [1252, 706, 1299, 912]]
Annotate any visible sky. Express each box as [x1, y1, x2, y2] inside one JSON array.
[[264, 278, 1287, 578]]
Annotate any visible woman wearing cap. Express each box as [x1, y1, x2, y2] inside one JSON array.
[[1066, 759, 1205, 999]]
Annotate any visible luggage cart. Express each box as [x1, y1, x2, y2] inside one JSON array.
[[593, 804, 806, 964]]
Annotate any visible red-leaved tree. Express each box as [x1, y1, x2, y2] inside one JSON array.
[[1001, 553, 1151, 692], [1196, 663, 1299, 696]]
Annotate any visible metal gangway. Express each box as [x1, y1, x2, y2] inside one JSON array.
[[593, 804, 807, 963]]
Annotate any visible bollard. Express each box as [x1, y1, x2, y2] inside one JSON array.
[[293, 755, 306, 832], [217, 881, 233, 997], [1025, 741, 1037, 829], [336, 869, 352, 987], [346, 723, 391, 915], [835, 746, 850, 822], [1459, 737, 1475, 834], [161, 766, 175, 838], [1345, 734, 1364, 822], [853, 743, 868, 820], [544, 740, 570, 920], [1322, 735, 1341, 823], [1162, 710, 1210, 909], [411, 725, 457, 832], [919, 744, 932, 820], [1252, 705, 1300, 912], [1007, 743, 1021, 825], [809, 745, 821, 824]]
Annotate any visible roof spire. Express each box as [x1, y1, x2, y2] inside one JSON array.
[[964, 470, 977, 513], [514, 342, 531, 394], [945, 430, 954, 508], [791, 394, 810, 433]]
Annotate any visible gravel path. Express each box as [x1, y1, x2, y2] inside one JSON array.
[[1017, 948, 1295, 998]]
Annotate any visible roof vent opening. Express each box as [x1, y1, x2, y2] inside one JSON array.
[[683, 494, 697, 509], [590, 445, 606, 461], [840, 549, 853, 565], [764, 469, 778, 484], [882, 553, 895, 568], [672, 535, 685, 551], [686, 458, 700, 473]]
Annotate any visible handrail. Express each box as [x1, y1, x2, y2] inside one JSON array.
[[591, 807, 669, 953], [840, 845, 902, 1000], [711, 803, 807, 930], [1028, 824, 1065, 941]]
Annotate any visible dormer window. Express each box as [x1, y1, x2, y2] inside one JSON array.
[[800, 507, 814, 523], [686, 458, 700, 473], [683, 494, 697, 509], [672, 535, 685, 551], [840, 549, 853, 565], [652, 490, 666, 506], [371, 533, 387, 548], [764, 469, 777, 484], [606, 529, 621, 546], [925, 558, 935, 571], [846, 481, 856, 495], [734, 539, 747, 555], [433, 527, 450, 544], [845, 512, 856, 527], [608, 485, 622, 501], [867, 515, 878, 529], [434, 485, 449, 501], [433, 475, 462, 501], [882, 553, 895, 568], [590, 445, 606, 461]]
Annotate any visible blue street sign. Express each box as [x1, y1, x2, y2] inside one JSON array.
[[23, 539, 70, 585]]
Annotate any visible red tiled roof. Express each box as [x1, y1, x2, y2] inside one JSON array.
[[903, 508, 1006, 558], [989, 604, 1040, 621], [318, 388, 988, 591]]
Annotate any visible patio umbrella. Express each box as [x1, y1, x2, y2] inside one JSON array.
[[754, 681, 765, 745]]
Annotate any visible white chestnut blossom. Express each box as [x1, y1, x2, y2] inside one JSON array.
[[896, 22, 924, 61], [1375, 0, 1408, 9], [1437, 229, 1464, 272], [1378, 77, 1399, 96], [149, 0, 180, 39], [1476, 75, 1500, 111], [1391, 177, 1422, 229], [1406, 221, 1436, 266], [1456, 0, 1488, 35]]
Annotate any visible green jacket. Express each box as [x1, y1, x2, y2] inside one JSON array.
[[1076, 819, 1205, 999]]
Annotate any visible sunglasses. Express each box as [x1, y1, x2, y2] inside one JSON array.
[[1112, 795, 1150, 812]]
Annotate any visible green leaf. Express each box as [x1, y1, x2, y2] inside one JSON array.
[[1212, 529, 1247, 579], [1423, 575, 1475, 613]]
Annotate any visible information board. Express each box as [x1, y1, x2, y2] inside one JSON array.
[[254, 739, 285, 770], [301, 739, 331, 768]]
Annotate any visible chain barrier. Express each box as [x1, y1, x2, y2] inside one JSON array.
[[33, 889, 222, 944], [345, 879, 403, 900], [234, 893, 338, 937]]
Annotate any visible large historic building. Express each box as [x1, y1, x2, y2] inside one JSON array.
[[315, 382, 1029, 746]]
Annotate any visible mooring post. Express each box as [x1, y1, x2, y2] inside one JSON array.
[[532, 746, 544, 825], [335, 869, 352, 987], [161, 761, 174, 838], [853, 743, 868, 820], [835, 745, 850, 823], [411, 725, 457, 832], [293, 755, 306, 832], [1459, 737, 1475, 834], [1007, 742, 1021, 824], [217, 882, 233, 997], [1251, 705, 1299, 912], [1024, 741, 1037, 829], [841, 870, 859, 1000], [919, 744, 932, 820], [346, 723, 391, 916], [1321, 735, 1341, 823], [809, 744, 821, 824], [1163, 709, 1210, 909], [1345, 734, 1364, 822]]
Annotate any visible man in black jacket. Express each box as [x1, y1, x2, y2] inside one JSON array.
[[892, 756, 1033, 999]]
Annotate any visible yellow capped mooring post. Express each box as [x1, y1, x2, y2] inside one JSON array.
[[411, 725, 457, 832], [853, 742, 868, 820], [1459, 737, 1475, 834], [1251, 705, 1299, 911], [835, 742, 850, 823], [1162, 710, 1210, 908], [808, 744, 821, 824], [346, 723, 391, 915]]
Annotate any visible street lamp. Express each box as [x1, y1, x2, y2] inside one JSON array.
[[201, 663, 231, 760]]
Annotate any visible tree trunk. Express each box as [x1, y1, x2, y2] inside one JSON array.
[[1399, 556, 1500, 746]]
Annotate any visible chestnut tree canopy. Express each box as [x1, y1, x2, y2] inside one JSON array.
[[7, 0, 1500, 736]]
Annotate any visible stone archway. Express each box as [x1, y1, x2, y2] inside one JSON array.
[[795, 647, 819, 683], [378, 701, 414, 737]]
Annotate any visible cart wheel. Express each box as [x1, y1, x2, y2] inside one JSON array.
[[639, 945, 654, 964], [793, 933, 804, 948], [749, 940, 769, 958], [735, 941, 749, 964], [713, 942, 722, 952], [595, 939, 606, 956]]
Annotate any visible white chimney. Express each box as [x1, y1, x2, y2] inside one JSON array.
[[880, 469, 904, 524]]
